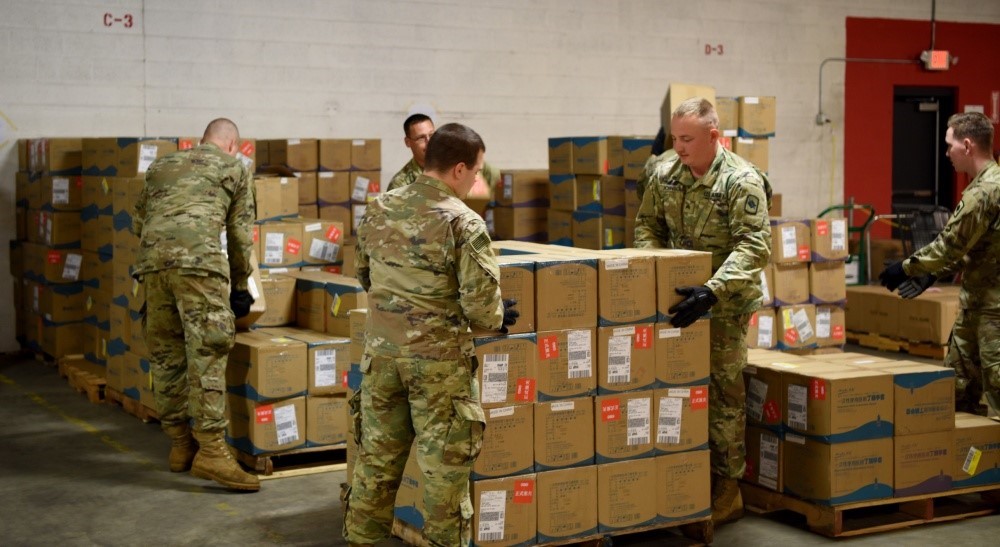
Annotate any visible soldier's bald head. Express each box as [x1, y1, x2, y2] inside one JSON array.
[[203, 118, 240, 156]]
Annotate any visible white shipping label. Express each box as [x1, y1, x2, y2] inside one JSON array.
[[658, 327, 681, 339], [788, 385, 808, 431], [309, 239, 340, 262], [352, 176, 370, 202], [816, 308, 831, 339], [45, 217, 52, 244], [315, 349, 336, 387], [760, 269, 771, 302], [551, 401, 575, 412], [612, 326, 636, 336], [781, 226, 797, 259], [264, 232, 285, 264], [831, 219, 847, 251], [792, 308, 814, 342], [138, 144, 159, 173], [746, 377, 768, 422], [757, 315, 774, 347], [666, 388, 691, 398], [482, 354, 509, 404], [489, 406, 515, 418], [62, 253, 82, 280], [607, 335, 632, 384], [304, 222, 322, 233], [274, 405, 299, 445], [604, 258, 628, 270], [246, 277, 260, 300], [759, 433, 780, 488], [477, 490, 506, 542], [626, 397, 651, 446], [566, 329, 592, 379], [52, 177, 70, 205], [657, 396, 683, 444], [502, 174, 513, 200], [352, 204, 367, 232], [237, 152, 253, 171], [745, 96, 760, 104]]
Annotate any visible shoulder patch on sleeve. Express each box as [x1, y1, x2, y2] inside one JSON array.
[[745, 195, 760, 215], [471, 231, 490, 254]]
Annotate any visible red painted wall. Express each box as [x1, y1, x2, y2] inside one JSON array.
[[845, 17, 1000, 238]]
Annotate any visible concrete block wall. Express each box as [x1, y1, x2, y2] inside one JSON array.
[[0, 0, 997, 352]]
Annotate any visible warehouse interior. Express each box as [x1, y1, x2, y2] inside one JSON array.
[[3, 1, 1000, 545]]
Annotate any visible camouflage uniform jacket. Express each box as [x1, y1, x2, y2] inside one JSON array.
[[904, 161, 1000, 311], [634, 146, 772, 316], [386, 158, 422, 192], [357, 174, 505, 359], [133, 142, 255, 290]]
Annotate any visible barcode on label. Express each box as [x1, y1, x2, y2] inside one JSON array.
[[274, 405, 299, 445], [315, 349, 336, 387], [477, 490, 506, 542], [758, 315, 773, 347], [607, 335, 631, 383], [781, 226, 797, 259], [265, 233, 284, 264], [627, 398, 650, 445], [963, 447, 982, 474], [309, 239, 340, 261], [792, 308, 814, 341], [138, 144, 159, 173], [788, 385, 807, 430], [831, 219, 847, 251], [52, 178, 69, 205], [747, 377, 767, 422], [482, 354, 509, 404], [816, 308, 831, 339], [657, 396, 682, 444], [567, 330, 592, 378]]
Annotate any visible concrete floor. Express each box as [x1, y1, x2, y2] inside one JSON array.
[[1, 348, 997, 546]]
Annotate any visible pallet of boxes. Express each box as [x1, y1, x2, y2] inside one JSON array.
[[741, 348, 1000, 537], [353, 241, 714, 545], [845, 282, 959, 360]]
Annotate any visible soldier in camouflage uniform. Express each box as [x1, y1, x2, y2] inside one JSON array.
[[133, 118, 260, 492], [388, 114, 500, 195], [634, 98, 771, 527], [344, 123, 517, 547], [879, 112, 1000, 415]]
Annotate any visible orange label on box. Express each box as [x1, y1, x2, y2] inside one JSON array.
[[797, 245, 811, 261], [286, 238, 301, 255], [256, 405, 274, 424], [342, 371, 349, 387], [47, 250, 62, 264], [816, 220, 829, 236], [602, 398, 621, 421], [367, 180, 380, 194], [253, 226, 259, 243], [784, 328, 798, 344], [515, 378, 535, 402], [240, 141, 255, 156], [513, 480, 535, 504], [832, 325, 845, 339], [324, 265, 342, 274], [634, 326, 652, 349], [538, 335, 559, 360], [326, 225, 342, 242], [178, 139, 195, 150], [690, 387, 708, 410], [811, 379, 826, 400], [749, 312, 758, 327]]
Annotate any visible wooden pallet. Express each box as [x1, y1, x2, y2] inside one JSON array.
[[740, 481, 1000, 538], [235, 444, 347, 479], [105, 387, 160, 423], [846, 331, 947, 360], [58, 356, 107, 404], [391, 515, 713, 546]]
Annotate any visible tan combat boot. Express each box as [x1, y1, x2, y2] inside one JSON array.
[[190, 430, 260, 492], [162, 423, 196, 473], [711, 478, 744, 526]]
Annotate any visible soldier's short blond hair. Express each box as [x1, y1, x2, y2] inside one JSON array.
[[948, 112, 993, 152], [672, 97, 719, 129]]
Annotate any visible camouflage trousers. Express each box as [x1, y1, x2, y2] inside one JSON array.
[[344, 353, 485, 547], [945, 308, 1000, 415], [142, 269, 235, 433], [709, 313, 751, 480]]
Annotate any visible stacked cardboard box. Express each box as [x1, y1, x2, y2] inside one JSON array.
[[492, 170, 549, 242], [845, 284, 960, 347], [717, 96, 775, 173]]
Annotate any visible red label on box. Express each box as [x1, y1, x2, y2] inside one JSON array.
[[74, 176, 83, 188], [47, 250, 62, 264], [601, 398, 621, 422], [784, 328, 798, 344], [634, 326, 652, 349], [515, 378, 535, 402], [797, 245, 811, 261], [252, 226, 259, 243], [255, 405, 274, 424], [832, 325, 845, 339], [367, 180, 380, 194], [325, 265, 342, 274], [240, 140, 255, 156], [178, 139, 195, 150], [286, 238, 301, 255], [513, 480, 535, 504], [810, 378, 826, 400], [342, 371, 349, 387], [538, 335, 559, 360], [744, 460, 755, 480], [690, 387, 709, 410], [816, 220, 829, 236], [749, 312, 758, 327], [326, 225, 342, 242], [763, 400, 780, 423]]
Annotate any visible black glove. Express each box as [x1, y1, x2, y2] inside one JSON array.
[[230, 289, 254, 319], [651, 126, 667, 156], [898, 274, 937, 299], [878, 260, 908, 292], [668, 286, 718, 329], [499, 299, 520, 333]]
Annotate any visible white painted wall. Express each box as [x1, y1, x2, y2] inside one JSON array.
[[1, 0, 998, 352]]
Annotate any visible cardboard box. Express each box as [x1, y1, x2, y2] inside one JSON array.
[[533, 398, 595, 470], [294, 171, 318, 205], [349, 171, 380, 202], [770, 219, 811, 264], [316, 171, 352, 204], [622, 137, 654, 181], [597, 324, 656, 394], [547, 137, 574, 176], [745, 425, 783, 491], [258, 221, 304, 267], [782, 434, 893, 505], [318, 139, 352, 172], [660, 84, 716, 145], [867, 239, 906, 276], [534, 255, 598, 331], [748, 308, 777, 349], [535, 466, 599, 543], [259, 327, 351, 396], [547, 209, 573, 246], [305, 395, 348, 446], [471, 257, 536, 336], [760, 263, 774, 307], [716, 97, 739, 132], [474, 333, 538, 408], [897, 292, 959, 345], [653, 386, 709, 454], [29, 137, 82, 174], [952, 412, 1000, 488], [809, 218, 849, 261], [651, 250, 713, 322], [600, 175, 626, 216], [226, 394, 306, 454], [287, 218, 344, 265], [348, 308, 367, 364], [877, 363, 955, 435], [235, 249, 267, 330], [769, 193, 783, 217], [117, 138, 177, 178], [597, 254, 656, 326], [783, 366, 894, 442], [350, 139, 380, 171], [318, 203, 352, 234], [268, 139, 318, 171], [654, 319, 710, 387], [292, 271, 332, 331], [594, 390, 655, 463], [772, 262, 809, 306], [472, 474, 538, 547], [251, 274, 297, 327], [809, 262, 847, 305], [28, 280, 86, 324], [571, 210, 602, 250], [473, 404, 535, 479], [601, 214, 625, 250], [815, 305, 846, 348], [655, 450, 711, 522], [845, 286, 900, 338], [535, 329, 597, 401], [227, 331, 308, 401], [597, 458, 658, 532], [325, 274, 367, 336], [776, 304, 818, 350], [738, 96, 777, 138], [548, 174, 577, 212], [81, 174, 114, 211], [39, 175, 84, 211], [494, 206, 548, 241], [496, 170, 549, 207], [894, 430, 954, 496], [732, 137, 769, 172]]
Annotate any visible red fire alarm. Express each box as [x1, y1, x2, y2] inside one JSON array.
[[921, 50, 951, 71]]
